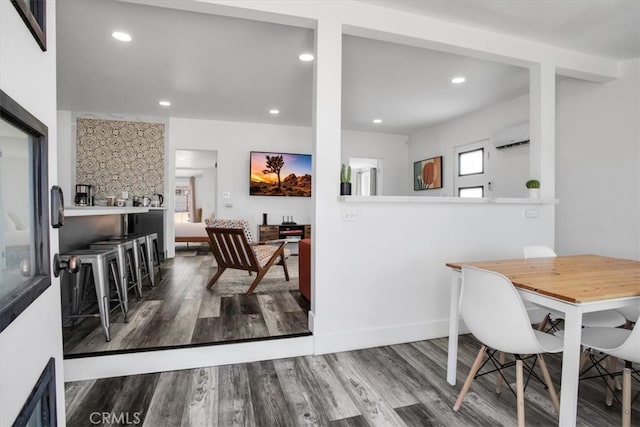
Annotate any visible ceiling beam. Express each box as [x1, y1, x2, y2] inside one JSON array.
[[120, 0, 620, 83]]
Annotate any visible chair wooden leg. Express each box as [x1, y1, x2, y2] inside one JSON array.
[[281, 254, 290, 281], [537, 354, 560, 413], [516, 359, 525, 427], [496, 351, 507, 393], [206, 267, 227, 289], [622, 367, 631, 427], [245, 245, 286, 295], [579, 348, 591, 372], [606, 356, 617, 406], [453, 345, 487, 411], [538, 313, 550, 331], [246, 268, 269, 295]]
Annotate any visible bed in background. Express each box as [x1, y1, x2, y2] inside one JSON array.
[[175, 221, 208, 244], [174, 209, 211, 245]]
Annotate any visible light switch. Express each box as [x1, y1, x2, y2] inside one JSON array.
[[222, 192, 231, 199], [342, 210, 357, 221], [525, 208, 539, 218]]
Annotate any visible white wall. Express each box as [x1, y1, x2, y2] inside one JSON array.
[[312, 199, 554, 353], [556, 59, 640, 259], [408, 94, 530, 198], [167, 117, 314, 257], [341, 129, 409, 195], [0, 0, 66, 425]]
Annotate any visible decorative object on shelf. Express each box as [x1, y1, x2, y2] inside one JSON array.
[[526, 179, 540, 199], [414, 156, 443, 190], [340, 164, 352, 196], [282, 215, 296, 225], [262, 213, 268, 226]]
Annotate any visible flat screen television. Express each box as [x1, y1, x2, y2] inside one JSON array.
[[250, 151, 312, 197]]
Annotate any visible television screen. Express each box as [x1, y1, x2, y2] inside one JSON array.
[[250, 151, 312, 197]]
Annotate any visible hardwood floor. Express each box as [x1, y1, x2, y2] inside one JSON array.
[[63, 245, 310, 356], [65, 334, 637, 426]]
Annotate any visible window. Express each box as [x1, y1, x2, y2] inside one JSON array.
[[458, 148, 484, 176], [454, 141, 490, 198], [459, 186, 484, 198], [0, 90, 50, 332]]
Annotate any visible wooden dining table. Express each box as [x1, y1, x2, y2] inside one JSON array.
[[445, 255, 640, 426]]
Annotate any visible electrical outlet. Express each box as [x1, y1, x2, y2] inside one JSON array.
[[222, 192, 231, 199], [342, 210, 357, 221]]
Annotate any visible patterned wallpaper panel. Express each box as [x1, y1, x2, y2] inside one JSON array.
[[76, 118, 165, 200]]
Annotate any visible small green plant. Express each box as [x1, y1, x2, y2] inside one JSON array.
[[340, 164, 352, 183], [526, 179, 540, 189]]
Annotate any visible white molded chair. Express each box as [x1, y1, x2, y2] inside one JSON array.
[[581, 324, 640, 427], [454, 266, 563, 427], [523, 245, 626, 329], [616, 305, 640, 329]]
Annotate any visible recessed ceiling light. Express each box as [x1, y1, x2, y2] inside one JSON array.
[[159, 100, 171, 107], [269, 109, 280, 115], [112, 31, 132, 42], [451, 76, 466, 84], [298, 53, 314, 62], [373, 119, 382, 124]]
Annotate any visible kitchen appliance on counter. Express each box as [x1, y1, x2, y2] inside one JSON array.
[[151, 193, 164, 207], [74, 184, 94, 206]]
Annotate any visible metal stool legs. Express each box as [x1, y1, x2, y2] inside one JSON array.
[[145, 233, 162, 285], [90, 241, 142, 313], [62, 249, 125, 341]]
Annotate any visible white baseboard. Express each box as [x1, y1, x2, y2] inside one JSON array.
[[64, 335, 314, 382]]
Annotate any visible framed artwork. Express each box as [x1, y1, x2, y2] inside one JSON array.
[[414, 156, 443, 190], [250, 151, 312, 197], [11, 0, 47, 51]]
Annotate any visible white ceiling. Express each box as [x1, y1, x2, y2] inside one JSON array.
[[56, 0, 638, 136], [361, 0, 640, 60]]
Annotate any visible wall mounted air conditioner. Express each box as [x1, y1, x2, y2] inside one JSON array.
[[492, 122, 529, 149]]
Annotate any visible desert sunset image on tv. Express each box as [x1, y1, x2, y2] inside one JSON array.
[[250, 151, 312, 197]]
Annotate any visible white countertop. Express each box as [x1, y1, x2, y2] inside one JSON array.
[[64, 206, 151, 217], [338, 196, 558, 204]]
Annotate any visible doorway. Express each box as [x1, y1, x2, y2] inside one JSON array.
[[349, 157, 382, 196]]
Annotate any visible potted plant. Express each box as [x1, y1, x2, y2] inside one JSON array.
[[526, 179, 540, 199], [340, 164, 352, 196]]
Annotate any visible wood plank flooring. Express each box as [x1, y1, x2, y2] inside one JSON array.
[[65, 334, 638, 426], [63, 246, 309, 355]]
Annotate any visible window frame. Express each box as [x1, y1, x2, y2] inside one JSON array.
[[457, 147, 484, 177], [0, 90, 50, 333], [458, 185, 485, 198], [13, 358, 57, 427]]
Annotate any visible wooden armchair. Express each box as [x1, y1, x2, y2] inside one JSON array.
[[204, 219, 289, 295]]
